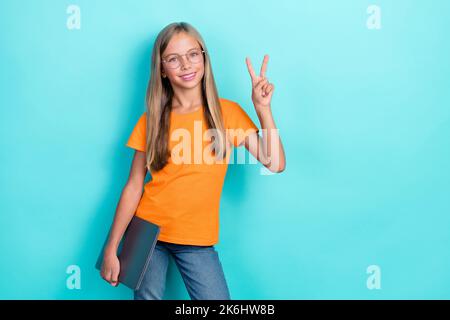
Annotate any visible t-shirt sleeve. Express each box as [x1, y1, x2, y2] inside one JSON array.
[[224, 101, 260, 147], [126, 112, 147, 152]]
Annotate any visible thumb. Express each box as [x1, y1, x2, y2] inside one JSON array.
[[111, 270, 119, 286]]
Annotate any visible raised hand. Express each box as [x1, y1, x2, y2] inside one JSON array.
[[245, 54, 275, 110]]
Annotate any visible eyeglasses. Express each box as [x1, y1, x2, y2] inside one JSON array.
[[162, 48, 205, 69]]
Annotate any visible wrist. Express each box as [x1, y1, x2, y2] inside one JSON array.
[[105, 244, 118, 256], [255, 105, 272, 117]]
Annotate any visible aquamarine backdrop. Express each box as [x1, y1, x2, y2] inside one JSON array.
[[1, 0, 449, 299]]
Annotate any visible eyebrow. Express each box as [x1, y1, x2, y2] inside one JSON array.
[[164, 47, 200, 57]]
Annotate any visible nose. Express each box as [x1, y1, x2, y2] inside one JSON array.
[[179, 55, 192, 69]]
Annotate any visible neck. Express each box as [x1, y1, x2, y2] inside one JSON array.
[[171, 84, 203, 109]]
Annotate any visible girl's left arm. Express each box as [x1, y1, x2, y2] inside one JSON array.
[[243, 54, 286, 173]]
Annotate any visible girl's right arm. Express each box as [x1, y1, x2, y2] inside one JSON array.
[[100, 150, 147, 286]]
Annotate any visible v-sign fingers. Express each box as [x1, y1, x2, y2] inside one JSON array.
[[255, 78, 268, 91], [245, 57, 257, 81], [260, 54, 269, 78]]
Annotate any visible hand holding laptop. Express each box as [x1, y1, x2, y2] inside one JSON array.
[[95, 215, 161, 290], [100, 249, 121, 287]]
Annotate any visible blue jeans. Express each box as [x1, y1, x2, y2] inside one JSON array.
[[134, 240, 231, 300]]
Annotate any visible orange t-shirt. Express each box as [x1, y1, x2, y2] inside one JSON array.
[[125, 98, 259, 245]]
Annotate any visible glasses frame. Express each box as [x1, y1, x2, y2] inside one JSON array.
[[161, 48, 206, 69]]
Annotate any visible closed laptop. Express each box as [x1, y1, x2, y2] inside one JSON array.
[[96, 215, 160, 290]]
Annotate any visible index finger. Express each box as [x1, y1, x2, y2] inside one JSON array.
[[245, 57, 257, 80], [260, 54, 269, 78]]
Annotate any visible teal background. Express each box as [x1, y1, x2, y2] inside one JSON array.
[[1, 0, 449, 299]]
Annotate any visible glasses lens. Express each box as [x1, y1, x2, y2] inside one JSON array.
[[188, 49, 203, 63], [166, 55, 179, 69]]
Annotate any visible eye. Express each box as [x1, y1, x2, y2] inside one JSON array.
[[168, 56, 178, 63]]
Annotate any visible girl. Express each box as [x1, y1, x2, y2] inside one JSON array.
[[100, 22, 286, 300]]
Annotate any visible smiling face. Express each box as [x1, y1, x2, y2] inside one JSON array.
[[161, 32, 205, 91]]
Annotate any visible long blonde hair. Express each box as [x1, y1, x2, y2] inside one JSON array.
[[145, 22, 227, 172]]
